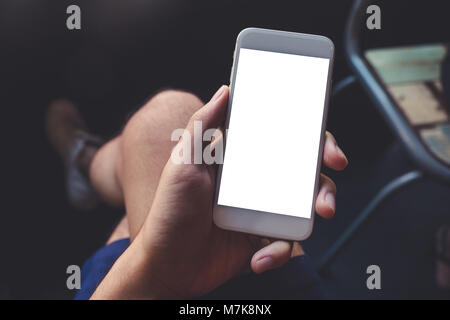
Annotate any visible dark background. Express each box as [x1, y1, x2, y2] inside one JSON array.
[[0, 0, 449, 299]]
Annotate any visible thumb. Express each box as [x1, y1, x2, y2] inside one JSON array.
[[168, 86, 228, 167], [251, 241, 293, 274], [185, 85, 229, 137]]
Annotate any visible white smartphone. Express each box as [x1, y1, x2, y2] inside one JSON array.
[[213, 28, 334, 241]]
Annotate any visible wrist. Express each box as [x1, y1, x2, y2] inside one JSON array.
[[91, 233, 177, 300], [128, 233, 181, 299]]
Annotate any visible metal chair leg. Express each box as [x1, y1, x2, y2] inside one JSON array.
[[317, 170, 424, 273], [332, 75, 357, 97]]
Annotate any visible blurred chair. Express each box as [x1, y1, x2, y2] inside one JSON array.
[[318, 0, 450, 271]]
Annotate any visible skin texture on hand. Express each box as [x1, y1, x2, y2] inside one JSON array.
[[91, 85, 348, 300]]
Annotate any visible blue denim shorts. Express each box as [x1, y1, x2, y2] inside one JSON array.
[[75, 238, 325, 300]]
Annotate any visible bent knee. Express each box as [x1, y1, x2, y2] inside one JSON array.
[[145, 89, 203, 118], [121, 89, 203, 151]]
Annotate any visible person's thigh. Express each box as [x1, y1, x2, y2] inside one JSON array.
[[118, 90, 204, 239]]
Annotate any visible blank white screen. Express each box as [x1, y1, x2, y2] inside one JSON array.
[[217, 48, 330, 218]]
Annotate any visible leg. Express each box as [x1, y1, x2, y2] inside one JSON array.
[[48, 91, 307, 258], [90, 90, 204, 239], [46, 99, 104, 210], [89, 137, 123, 207]]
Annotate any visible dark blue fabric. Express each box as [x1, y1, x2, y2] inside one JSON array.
[[74, 238, 130, 300], [75, 238, 325, 300]]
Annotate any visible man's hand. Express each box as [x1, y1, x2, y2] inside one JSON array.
[[92, 85, 348, 299]]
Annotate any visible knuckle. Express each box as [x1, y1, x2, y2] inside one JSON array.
[[171, 164, 212, 190], [150, 90, 203, 113]]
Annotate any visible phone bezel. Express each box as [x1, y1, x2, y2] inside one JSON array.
[[213, 27, 334, 241]]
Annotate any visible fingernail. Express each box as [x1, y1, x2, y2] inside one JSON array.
[[325, 192, 335, 209], [256, 256, 273, 269], [211, 85, 225, 102], [336, 145, 348, 163]]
